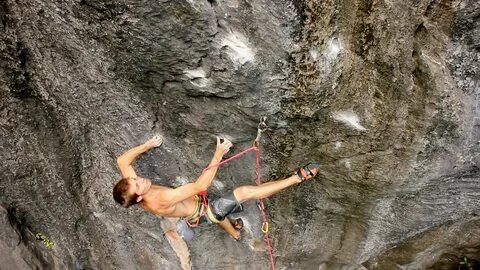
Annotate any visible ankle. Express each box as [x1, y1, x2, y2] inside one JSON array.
[[293, 173, 302, 183]]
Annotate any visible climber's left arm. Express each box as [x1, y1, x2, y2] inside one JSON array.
[[117, 135, 163, 179]]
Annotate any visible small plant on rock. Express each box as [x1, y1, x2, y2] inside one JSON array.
[[459, 257, 473, 270]]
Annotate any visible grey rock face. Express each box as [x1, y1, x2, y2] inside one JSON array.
[[0, 0, 478, 269]]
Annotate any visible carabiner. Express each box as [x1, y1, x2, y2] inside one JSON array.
[[261, 222, 269, 233]]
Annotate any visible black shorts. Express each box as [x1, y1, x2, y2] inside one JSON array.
[[207, 192, 243, 222]]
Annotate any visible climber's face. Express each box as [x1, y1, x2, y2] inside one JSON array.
[[127, 177, 152, 196]]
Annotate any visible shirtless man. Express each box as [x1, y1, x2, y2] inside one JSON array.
[[113, 135, 319, 240]]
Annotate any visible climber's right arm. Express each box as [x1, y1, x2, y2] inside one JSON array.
[[162, 137, 232, 205], [117, 135, 163, 178]]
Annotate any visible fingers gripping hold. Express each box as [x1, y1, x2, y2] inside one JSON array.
[[146, 135, 163, 148], [223, 139, 233, 151], [216, 136, 233, 155]]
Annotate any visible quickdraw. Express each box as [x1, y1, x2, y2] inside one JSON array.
[[254, 116, 267, 146]]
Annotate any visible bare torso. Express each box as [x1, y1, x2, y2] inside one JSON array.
[[138, 184, 198, 218]]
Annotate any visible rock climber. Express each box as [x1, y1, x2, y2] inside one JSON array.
[[113, 135, 320, 240]]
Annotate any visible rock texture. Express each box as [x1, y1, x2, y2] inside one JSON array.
[[0, 0, 479, 269]]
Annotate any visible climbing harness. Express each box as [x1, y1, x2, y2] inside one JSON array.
[[185, 145, 258, 226], [187, 117, 276, 270], [185, 191, 208, 227]]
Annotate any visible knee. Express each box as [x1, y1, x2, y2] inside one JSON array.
[[233, 186, 254, 203]]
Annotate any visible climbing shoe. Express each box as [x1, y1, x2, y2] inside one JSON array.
[[296, 162, 320, 182]]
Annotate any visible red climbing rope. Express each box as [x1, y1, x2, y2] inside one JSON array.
[[253, 146, 276, 270], [194, 117, 275, 269], [202, 145, 258, 172], [186, 146, 258, 227], [198, 144, 275, 270]]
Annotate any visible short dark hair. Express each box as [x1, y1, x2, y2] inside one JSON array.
[[113, 178, 139, 208]]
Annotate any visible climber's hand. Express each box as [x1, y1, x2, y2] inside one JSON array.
[[145, 135, 163, 149], [215, 137, 232, 157]]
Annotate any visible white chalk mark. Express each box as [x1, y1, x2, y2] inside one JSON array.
[[184, 68, 206, 79], [175, 176, 189, 185], [309, 49, 319, 61], [314, 37, 342, 73], [421, 52, 442, 66], [332, 111, 367, 131], [221, 31, 255, 65], [184, 68, 210, 87], [191, 78, 210, 88], [213, 180, 225, 190], [325, 37, 341, 60], [344, 159, 351, 169], [334, 141, 342, 149]]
